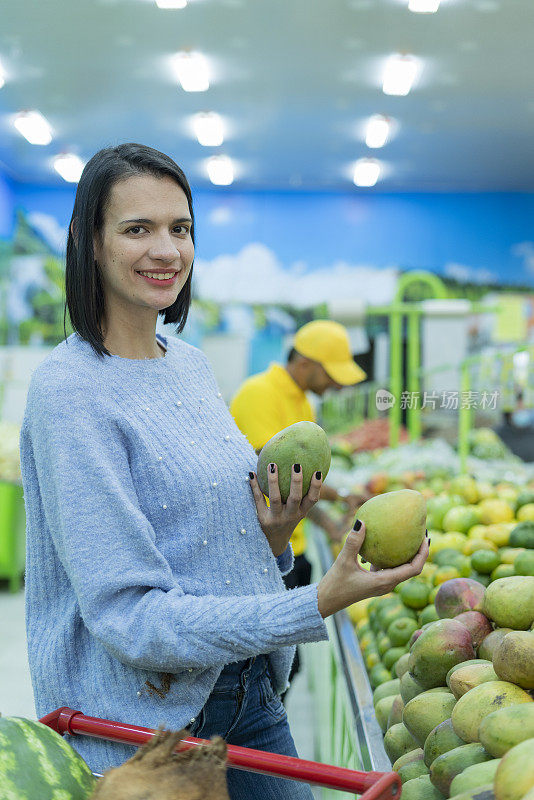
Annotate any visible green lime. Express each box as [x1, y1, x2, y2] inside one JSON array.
[[377, 635, 392, 657], [429, 585, 440, 604], [419, 604, 440, 625], [375, 595, 403, 612], [509, 521, 534, 549], [469, 570, 491, 587], [377, 601, 404, 627], [433, 565, 461, 585], [356, 621, 372, 640], [359, 633, 375, 652], [514, 550, 534, 576], [382, 647, 408, 671], [365, 650, 381, 670], [399, 580, 430, 610], [369, 664, 392, 689], [434, 548, 464, 567], [369, 612, 381, 633], [454, 554, 472, 577], [380, 604, 418, 631], [515, 489, 534, 512], [490, 563, 516, 581], [470, 549, 500, 574], [387, 617, 419, 647], [433, 549, 471, 577], [427, 496, 457, 530], [362, 635, 378, 651], [443, 505, 480, 534]]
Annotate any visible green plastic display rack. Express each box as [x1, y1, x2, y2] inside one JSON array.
[[0, 481, 25, 592]]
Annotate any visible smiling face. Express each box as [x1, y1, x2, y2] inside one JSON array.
[[93, 172, 195, 333]]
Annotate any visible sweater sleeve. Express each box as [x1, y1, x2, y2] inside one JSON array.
[[276, 543, 294, 576], [21, 372, 328, 672]]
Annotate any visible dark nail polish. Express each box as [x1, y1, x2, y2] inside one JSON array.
[[315, 471, 322, 480], [269, 463, 275, 473], [248, 472, 254, 480], [353, 519, 362, 531], [360, 557, 367, 564], [428, 538, 431, 545], [294, 463, 301, 473], [425, 529, 429, 538]]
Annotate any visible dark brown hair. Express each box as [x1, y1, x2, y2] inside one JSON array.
[[64, 143, 195, 358]]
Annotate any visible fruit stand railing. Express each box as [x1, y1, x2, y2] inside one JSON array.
[[457, 343, 534, 473], [321, 271, 498, 449], [321, 343, 533, 474], [305, 524, 392, 800], [319, 380, 381, 436]]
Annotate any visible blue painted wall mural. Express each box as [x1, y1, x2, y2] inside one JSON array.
[[7, 184, 534, 285], [1, 170, 533, 353]]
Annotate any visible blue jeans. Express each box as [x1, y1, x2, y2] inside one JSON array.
[[188, 655, 315, 800]]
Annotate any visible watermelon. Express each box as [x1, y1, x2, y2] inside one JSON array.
[[0, 716, 96, 799]]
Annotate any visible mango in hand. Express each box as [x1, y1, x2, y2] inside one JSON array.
[[358, 489, 426, 569]]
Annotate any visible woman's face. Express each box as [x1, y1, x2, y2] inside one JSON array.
[[93, 173, 195, 320]]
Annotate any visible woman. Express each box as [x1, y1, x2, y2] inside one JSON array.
[[20, 143, 428, 799]]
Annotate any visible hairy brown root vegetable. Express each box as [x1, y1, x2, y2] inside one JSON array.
[[90, 727, 230, 800]]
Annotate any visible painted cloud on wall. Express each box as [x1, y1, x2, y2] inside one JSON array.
[[193, 242, 399, 307], [444, 262, 498, 284], [511, 242, 534, 276]]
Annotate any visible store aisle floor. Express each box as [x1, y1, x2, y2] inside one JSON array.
[[0, 589, 35, 719], [0, 589, 321, 797], [284, 651, 322, 800]]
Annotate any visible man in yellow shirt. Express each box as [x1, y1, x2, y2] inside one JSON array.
[[230, 320, 367, 691]]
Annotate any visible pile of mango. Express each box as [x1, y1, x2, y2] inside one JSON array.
[[353, 574, 534, 800]]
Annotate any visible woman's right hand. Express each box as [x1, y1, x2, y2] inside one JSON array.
[[316, 521, 429, 619]]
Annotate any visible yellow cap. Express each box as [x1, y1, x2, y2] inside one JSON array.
[[293, 320, 367, 386]]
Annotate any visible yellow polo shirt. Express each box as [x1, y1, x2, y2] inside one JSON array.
[[230, 363, 316, 557]]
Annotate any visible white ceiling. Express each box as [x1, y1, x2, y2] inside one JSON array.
[[1, 0, 533, 192]]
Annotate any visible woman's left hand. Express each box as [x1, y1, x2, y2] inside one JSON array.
[[248, 463, 323, 557]]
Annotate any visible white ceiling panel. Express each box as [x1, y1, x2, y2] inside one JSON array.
[[0, 0, 532, 190]]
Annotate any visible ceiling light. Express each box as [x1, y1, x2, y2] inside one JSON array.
[[382, 54, 419, 96], [0, 61, 5, 90], [53, 153, 85, 183], [365, 115, 391, 148], [408, 0, 440, 11], [13, 111, 53, 145], [353, 158, 381, 187], [193, 112, 224, 146], [207, 156, 234, 186], [156, 0, 187, 7], [173, 51, 209, 92]]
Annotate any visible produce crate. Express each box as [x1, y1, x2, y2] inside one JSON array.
[[305, 526, 392, 800], [0, 481, 25, 593]]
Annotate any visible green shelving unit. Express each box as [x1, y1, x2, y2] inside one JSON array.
[[0, 481, 26, 592]]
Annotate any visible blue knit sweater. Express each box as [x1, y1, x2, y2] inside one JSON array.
[[19, 332, 328, 773]]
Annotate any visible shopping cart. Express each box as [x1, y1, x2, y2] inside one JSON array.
[[40, 707, 401, 799]]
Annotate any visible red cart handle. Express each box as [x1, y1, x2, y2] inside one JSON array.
[[40, 707, 400, 799]]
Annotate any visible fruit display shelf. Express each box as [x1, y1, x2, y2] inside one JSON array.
[[310, 459, 534, 798], [305, 524, 394, 799], [327, 438, 534, 500], [0, 420, 25, 592], [0, 480, 25, 592]]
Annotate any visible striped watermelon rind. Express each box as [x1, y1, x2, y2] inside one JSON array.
[[0, 716, 96, 799]]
